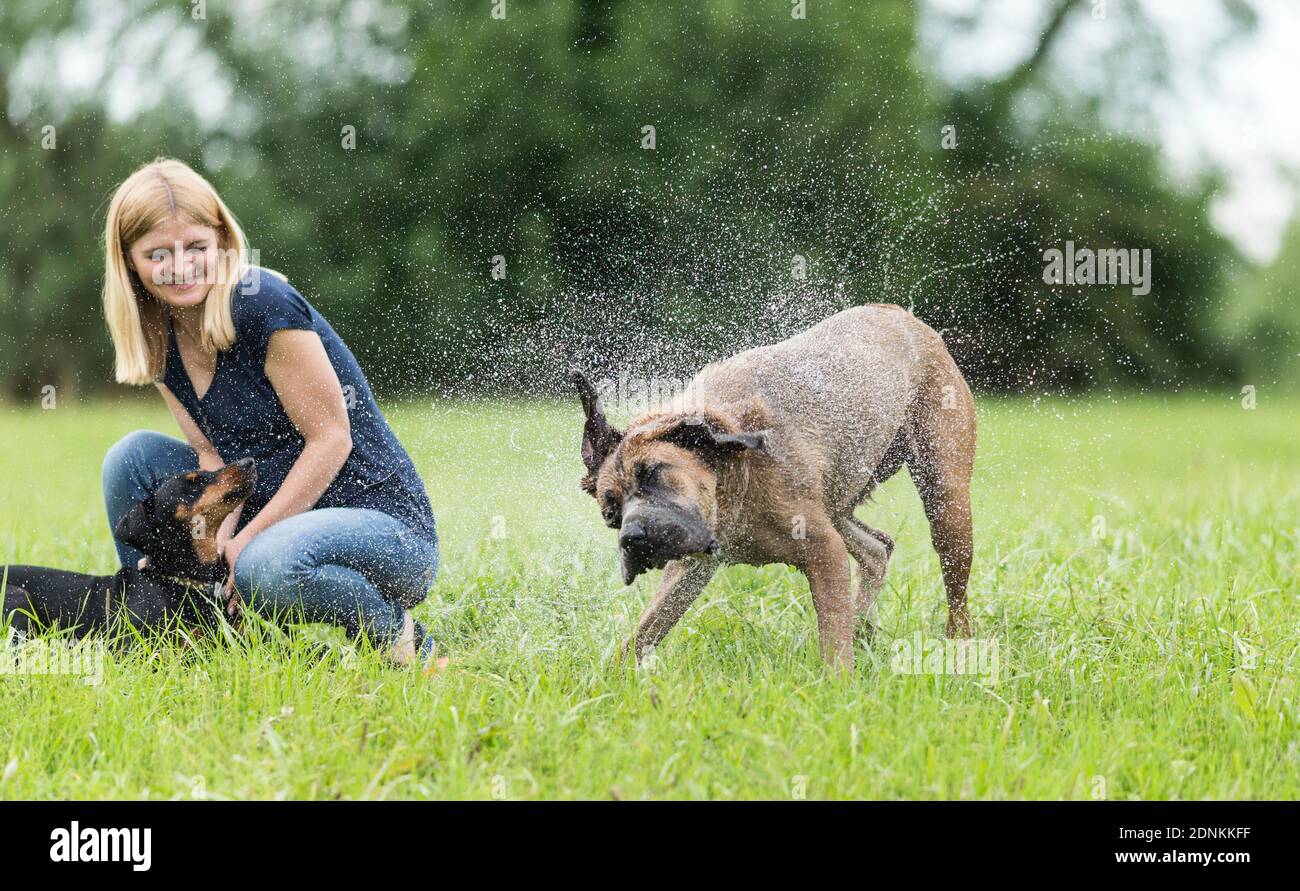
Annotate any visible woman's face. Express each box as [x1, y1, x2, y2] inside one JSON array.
[[127, 219, 221, 310]]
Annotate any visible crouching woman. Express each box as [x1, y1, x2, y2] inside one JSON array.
[[100, 158, 439, 667]]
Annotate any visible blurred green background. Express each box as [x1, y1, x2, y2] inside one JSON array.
[[1, 0, 1296, 399]]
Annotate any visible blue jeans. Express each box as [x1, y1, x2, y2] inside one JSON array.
[[102, 430, 439, 650]]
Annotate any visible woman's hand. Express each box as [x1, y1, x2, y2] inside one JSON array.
[[217, 502, 243, 554], [218, 515, 249, 617]]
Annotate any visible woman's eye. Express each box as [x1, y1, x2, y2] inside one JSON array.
[[150, 250, 169, 262], [187, 245, 206, 254]]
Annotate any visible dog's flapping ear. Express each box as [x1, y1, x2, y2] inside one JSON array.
[[659, 414, 769, 458], [570, 369, 623, 493], [113, 498, 159, 552]]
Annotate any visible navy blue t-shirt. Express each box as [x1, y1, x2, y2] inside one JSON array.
[[161, 269, 437, 544]]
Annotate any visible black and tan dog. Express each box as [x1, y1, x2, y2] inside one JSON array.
[[2, 459, 256, 641], [572, 304, 976, 671]]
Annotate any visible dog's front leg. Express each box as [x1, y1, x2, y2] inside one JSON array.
[[800, 533, 855, 673], [622, 556, 718, 664]]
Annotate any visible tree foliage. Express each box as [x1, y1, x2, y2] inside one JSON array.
[[0, 0, 1261, 398]]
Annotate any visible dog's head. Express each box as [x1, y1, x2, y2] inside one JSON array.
[[113, 458, 258, 581], [570, 371, 768, 584]]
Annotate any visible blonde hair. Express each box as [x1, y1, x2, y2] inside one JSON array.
[[102, 158, 250, 385]]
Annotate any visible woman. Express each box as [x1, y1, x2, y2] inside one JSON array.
[[100, 158, 439, 667]]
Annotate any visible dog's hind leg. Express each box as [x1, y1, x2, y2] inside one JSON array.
[[907, 365, 976, 639], [831, 425, 908, 639], [833, 515, 892, 639]]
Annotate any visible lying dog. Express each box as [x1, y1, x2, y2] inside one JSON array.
[[2, 459, 257, 641], [572, 304, 976, 671]]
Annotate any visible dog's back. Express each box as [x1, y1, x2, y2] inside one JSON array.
[[681, 304, 953, 508], [3, 565, 122, 637], [2, 565, 215, 639]]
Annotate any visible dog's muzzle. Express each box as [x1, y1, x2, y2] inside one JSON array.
[[618, 515, 719, 585], [218, 457, 258, 500]]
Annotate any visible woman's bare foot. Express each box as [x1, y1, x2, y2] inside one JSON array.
[[388, 610, 418, 667], [390, 611, 449, 673]]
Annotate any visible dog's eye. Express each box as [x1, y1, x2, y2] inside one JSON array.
[[635, 462, 663, 489], [601, 502, 622, 528]]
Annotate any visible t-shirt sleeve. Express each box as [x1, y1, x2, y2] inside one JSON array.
[[234, 271, 316, 360]]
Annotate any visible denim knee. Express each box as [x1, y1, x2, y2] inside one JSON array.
[[234, 544, 299, 602], [233, 538, 405, 644], [102, 430, 176, 489]]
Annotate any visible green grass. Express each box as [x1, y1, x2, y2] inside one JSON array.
[[1, 393, 1297, 799]]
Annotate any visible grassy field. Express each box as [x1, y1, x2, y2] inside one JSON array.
[[0, 393, 1297, 799]]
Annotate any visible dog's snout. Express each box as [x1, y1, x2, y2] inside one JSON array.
[[619, 521, 648, 549], [218, 457, 257, 495], [616, 504, 716, 581]]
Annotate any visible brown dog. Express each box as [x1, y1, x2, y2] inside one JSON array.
[[572, 304, 976, 671]]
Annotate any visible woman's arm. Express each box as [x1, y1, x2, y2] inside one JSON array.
[[224, 329, 353, 568], [157, 382, 224, 470]]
